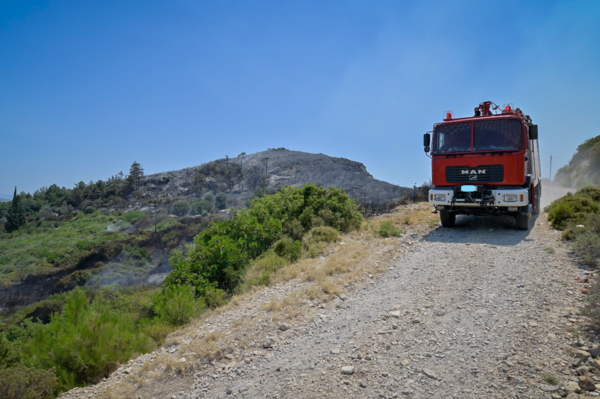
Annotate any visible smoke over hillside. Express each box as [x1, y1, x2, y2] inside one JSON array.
[[555, 136, 600, 188]]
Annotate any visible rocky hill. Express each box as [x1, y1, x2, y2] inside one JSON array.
[[139, 148, 408, 205]]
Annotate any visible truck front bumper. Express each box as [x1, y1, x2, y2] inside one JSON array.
[[428, 187, 529, 209]]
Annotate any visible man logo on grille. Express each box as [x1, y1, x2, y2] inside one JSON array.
[[461, 169, 487, 175], [469, 175, 478, 181]]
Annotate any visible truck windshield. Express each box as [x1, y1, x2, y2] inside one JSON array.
[[473, 119, 522, 151], [433, 123, 471, 153], [433, 119, 523, 153]]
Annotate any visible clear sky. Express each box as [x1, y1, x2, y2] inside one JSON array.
[[1, 0, 599, 197]]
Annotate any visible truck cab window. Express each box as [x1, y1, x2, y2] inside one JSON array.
[[474, 119, 522, 151], [433, 123, 471, 153]]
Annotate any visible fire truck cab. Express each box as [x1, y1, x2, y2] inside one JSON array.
[[424, 101, 541, 230]]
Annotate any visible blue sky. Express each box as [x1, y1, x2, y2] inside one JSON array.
[[1, 0, 599, 197]]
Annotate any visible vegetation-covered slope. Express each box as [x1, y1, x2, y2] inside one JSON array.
[[555, 135, 600, 188], [0, 209, 217, 309], [0, 184, 365, 398]]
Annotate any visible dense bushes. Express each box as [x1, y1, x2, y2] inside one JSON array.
[[190, 200, 214, 215], [547, 186, 600, 266], [1, 284, 205, 393], [165, 185, 362, 298], [0, 184, 363, 396], [172, 201, 190, 217], [84, 206, 96, 214], [0, 365, 58, 399], [215, 192, 228, 209], [273, 237, 302, 262], [22, 288, 156, 389], [546, 187, 600, 230], [153, 285, 203, 326]]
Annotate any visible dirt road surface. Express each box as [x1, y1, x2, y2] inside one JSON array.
[[64, 186, 597, 399]]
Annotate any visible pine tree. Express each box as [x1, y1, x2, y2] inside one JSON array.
[[128, 161, 145, 191], [5, 187, 26, 233]]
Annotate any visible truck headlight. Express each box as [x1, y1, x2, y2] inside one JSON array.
[[503, 194, 518, 202], [434, 194, 446, 201]]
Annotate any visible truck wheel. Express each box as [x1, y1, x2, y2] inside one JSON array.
[[515, 205, 532, 230], [440, 210, 456, 227], [532, 184, 541, 215]]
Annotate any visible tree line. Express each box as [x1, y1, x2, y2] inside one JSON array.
[[0, 161, 145, 232]]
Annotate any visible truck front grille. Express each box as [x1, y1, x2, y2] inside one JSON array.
[[446, 165, 504, 183]]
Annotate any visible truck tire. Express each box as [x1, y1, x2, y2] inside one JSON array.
[[440, 210, 456, 227], [515, 205, 532, 230], [532, 184, 542, 215]]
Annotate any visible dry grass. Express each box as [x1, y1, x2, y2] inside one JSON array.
[[177, 330, 232, 363], [271, 257, 320, 284], [262, 291, 306, 312], [98, 383, 138, 399], [302, 243, 369, 292], [371, 203, 438, 231]]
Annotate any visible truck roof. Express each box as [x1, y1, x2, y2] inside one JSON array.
[[435, 101, 532, 128]]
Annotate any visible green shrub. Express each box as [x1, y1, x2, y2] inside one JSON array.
[[204, 193, 214, 203], [203, 286, 228, 308], [215, 192, 228, 210], [0, 332, 22, 368], [190, 200, 214, 215], [0, 365, 58, 399], [22, 288, 155, 390], [153, 285, 203, 326], [273, 237, 301, 262], [304, 226, 339, 243], [241, 251, 288, 290], [578, 186, 600, 202], [172, 201, 190, 217], [302, 226, 339, 258], [123, 210, 146, 223], [144, 321, 175, 344], [572, 230, 600, 266], [379, 221, 404, 238], [165, 185, 362, 298], [84, 206, 96, 214], [546, 191, 600, 230]]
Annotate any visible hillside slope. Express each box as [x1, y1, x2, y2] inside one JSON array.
[[62, 199, 592, 399], [139, 148, 408, 203], [555, 135, 600, 188]]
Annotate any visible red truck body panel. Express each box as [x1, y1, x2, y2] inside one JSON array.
[[431, 152, 526, 187]]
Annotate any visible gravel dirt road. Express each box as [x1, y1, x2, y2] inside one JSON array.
[[64, 185, 598, 399]]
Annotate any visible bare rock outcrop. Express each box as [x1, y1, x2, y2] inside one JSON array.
[[138, 148, 408, 203]]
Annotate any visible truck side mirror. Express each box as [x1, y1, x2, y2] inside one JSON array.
[[423, 133, 431, 147], [529, 125, 538, 140]]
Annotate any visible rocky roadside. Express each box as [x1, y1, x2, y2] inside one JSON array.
[[62, 205, 599, 399]]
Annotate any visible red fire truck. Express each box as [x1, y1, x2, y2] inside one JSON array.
[[424, 101, 541, 230]]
